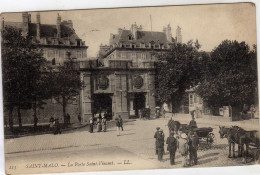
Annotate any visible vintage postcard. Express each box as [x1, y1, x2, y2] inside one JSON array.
[[0, 2, 259, 174]]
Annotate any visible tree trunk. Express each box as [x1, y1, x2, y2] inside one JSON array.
[[62, 96, 67, 127], [17, 105, 22, 128], [8, 106, 14, 132], [33, 102, 38, 131]]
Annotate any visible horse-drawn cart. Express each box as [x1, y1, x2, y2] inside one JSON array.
[[194, 127, 216, 148], [179, 125, 215, 148]]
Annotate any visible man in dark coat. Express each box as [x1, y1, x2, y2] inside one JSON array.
[[154, 127, 160, 155], [54, 118, 61, 135], [189, 115, 197, 131], [168, 117, 174, 133], [89, 116, 94, 133], [166, 131, 178, 165], [188, 130, 199, 166], [157, 129, 165, 161]]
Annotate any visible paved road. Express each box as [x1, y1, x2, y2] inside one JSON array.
[[5, 115, 259, 174]]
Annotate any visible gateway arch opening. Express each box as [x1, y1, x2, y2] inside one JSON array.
[[93, 94, 112, 120]]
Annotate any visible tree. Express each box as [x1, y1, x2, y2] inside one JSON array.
[[196, 40, 257, 109], [52, 54, 82, 125], [155, 41, 205, 112], [1, 26, 47, 129]]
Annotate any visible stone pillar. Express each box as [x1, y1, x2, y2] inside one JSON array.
[[81, 72, 93, 122], [147, 72, 156, 118], [114, 72, 129, 119]]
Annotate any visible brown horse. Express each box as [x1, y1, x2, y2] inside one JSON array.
[[168, 120, 181, 134], [219, 126, 260, 163]]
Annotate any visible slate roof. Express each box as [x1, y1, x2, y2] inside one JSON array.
[[3, 21, 82, 46], [110, 29, 169, 47]]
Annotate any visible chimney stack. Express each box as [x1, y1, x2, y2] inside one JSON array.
[[56, 13, 61, 38], [22, 12, 29, 37], [67, 20, 73, 28], [176, 26, 182, 44], [131, 22, 138, 40], [166, 24, 172, 42], [36, 12, 41, 40]]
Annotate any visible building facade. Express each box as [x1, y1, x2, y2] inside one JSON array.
[[2, 13, 87, 124], [79, 23, 182, 121]]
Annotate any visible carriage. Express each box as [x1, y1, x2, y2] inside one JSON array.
[[193, 127, 216, 148], [179, 124, 215, 148]]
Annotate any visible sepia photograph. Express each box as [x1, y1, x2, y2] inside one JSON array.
[[0, 2, 259, 174]]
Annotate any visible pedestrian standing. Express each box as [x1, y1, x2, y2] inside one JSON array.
[[53, 118, 61, 135], [102, 115, 107, 132], [189, 115, 197, 132], [89, 116, 94, 133], [188, 130, 199, 166], [118, 115, 123, 131], [96, 117, 102, 132], [49, 116, 55, 128], [154, 127, 160, 155], [78, 114, 82, 123], [250, 104, 256, 119], [178, 132, 189, 167], [166, 131, 178, 165], [157, 129, 165, 161], [116, 115, 121, 136]]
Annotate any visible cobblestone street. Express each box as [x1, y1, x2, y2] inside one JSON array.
[[5, 114, 260, 174]]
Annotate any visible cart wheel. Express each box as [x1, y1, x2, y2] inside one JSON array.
[[207, 133, 216, 148]]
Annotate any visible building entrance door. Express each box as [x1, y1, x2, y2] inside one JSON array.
[[93, 94, 112, 120], [133, 93, 146, 117]]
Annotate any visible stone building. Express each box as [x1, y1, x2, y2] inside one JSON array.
[[2, 12, 88, 65], [2, 13, 88, 124], [79, 23, 182, 121]]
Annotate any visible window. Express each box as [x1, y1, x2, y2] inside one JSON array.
[[59, 50, 64, 58], [131, 53, 136, 60], [141, 53, 146, 59], [190, 94, 193, 105], [77, 51, 82, 58], [43, 50, 47, 58], [194, 94, 198, 103], [52, 58, 56, 65], [121, 52, 126, 59], [77, 40, 81, 46], [128, 35, 133, 40]]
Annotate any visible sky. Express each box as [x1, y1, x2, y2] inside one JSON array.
[[1, 2, 256, 57]]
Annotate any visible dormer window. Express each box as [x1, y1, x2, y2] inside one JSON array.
[[77, 40, 81, 46], [128, 35, 133, 40]]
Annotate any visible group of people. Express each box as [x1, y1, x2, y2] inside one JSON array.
[[89, 113, 107, 133], [154, 115, 199, 167]]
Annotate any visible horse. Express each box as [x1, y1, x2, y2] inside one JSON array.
[[219, 126, 241, 158], [219, 126, 260, 163], [168, 119, 181, 134]]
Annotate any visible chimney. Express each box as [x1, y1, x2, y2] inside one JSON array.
[[131, 22, 138, 40], [36, 12, 41, 40], [67, 20, 73, 28], [176, 26, 182, 44], [118, 28, 122, 34], [56, 13, 61, 38], [166, 24, 172, 42], [22, 12, 29, 37]]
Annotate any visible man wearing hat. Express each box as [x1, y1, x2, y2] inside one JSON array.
[[166, 131, 178, 165], [188, 130, 199, 165], [189, 115, 197, 132], [157, 129, 165, 161], [178, 131, 189, 167], [154, 127, 160, 155]]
